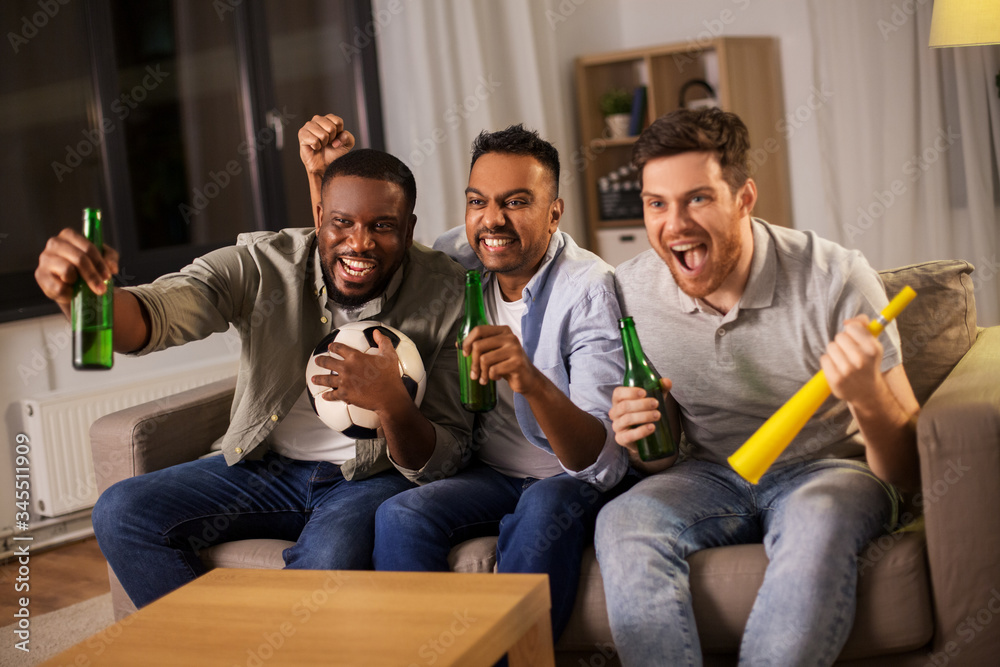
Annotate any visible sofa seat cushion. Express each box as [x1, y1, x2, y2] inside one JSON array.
[[201, 539, 293, 569], [452, 532, 932, 658], [201, 530, 931, 660], [448, 535, 498, 572], [203, 536, 502, 572], [691, 531, 932, 658], [204, 537, 500, 571]]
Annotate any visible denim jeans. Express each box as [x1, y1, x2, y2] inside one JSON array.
[[373, 461, 630, 640], [92, 450, 414, 608], [594, 458, 898, 667]]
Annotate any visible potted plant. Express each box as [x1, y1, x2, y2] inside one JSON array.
[[600, 87, 633, 139]]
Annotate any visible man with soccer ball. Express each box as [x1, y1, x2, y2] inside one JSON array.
[[299, 114, 632, 642], [35, 141, 474, 609]]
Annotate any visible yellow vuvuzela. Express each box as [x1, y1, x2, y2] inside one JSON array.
[[728, 286, 917, 484]]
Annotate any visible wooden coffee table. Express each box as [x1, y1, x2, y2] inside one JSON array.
[[41, 569, 554, 666]]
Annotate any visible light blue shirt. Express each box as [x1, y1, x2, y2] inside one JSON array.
[[434, 227, 628, 491]]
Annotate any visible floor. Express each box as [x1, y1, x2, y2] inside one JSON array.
[[0, 537, 110, 617]]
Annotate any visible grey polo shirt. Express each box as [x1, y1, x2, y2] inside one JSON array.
[[615, 218, 902, 468], [125, 228, 473, 484]]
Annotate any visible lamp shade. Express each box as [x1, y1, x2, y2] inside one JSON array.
[[929, 0, 1000, 47]]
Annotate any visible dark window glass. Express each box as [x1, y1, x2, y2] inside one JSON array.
[[0, 1, 100, 319], [0, 0, 382, 323]]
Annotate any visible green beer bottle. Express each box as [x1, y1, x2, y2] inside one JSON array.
[[72, 208, 113, 370], [458, 270, 497, 412], [619, 316, 675, 461]]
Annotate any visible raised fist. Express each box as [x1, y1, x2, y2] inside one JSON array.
[[298, 114, 356, 177]]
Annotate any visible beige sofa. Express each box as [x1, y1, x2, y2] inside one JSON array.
[[91, 260, 1000, 665]]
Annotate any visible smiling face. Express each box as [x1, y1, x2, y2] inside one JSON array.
[[641, 151, 757, 312], [465, 153, 562, 293], [316, 175, 415, 307]]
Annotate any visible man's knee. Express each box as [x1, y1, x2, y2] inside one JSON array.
[[374, 488, 429, 532], [530, 475, 600, 508], [595, 493, 641, 554], [780, 474, 892, 543], [92, 477, 144, 539], [374, 494, 405, 527], [286, 538, 370, 571]]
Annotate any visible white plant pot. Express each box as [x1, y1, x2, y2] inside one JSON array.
[[604, 113, 631, 139]]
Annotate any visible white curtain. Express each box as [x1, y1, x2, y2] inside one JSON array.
[[809, 0, 1000, 326], [372, 0, 584, 246]]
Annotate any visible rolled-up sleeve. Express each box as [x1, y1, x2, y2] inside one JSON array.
[[124, 247, 250, 355], [560, 420, 628, 491]]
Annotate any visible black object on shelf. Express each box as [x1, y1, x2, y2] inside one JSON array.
[[629, 85, 647, 135], [598, 165, 643, 220]]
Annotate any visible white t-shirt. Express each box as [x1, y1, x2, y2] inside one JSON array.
[[477, 277, 565, 479], [269, 299, 367, 464]]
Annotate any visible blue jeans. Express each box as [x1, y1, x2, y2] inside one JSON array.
[[373, 461, 628, 640], [92, 451, 414, 608], [594, 458, 898, 667]]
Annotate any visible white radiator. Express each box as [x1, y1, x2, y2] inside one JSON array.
[[21, 361, 237, 518]]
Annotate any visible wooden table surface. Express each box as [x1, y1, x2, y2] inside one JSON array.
[[41, 569, 554, 666]]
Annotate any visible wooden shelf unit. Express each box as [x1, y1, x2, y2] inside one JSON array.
[[575, 37, 792, 261]]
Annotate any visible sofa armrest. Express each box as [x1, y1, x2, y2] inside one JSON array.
[[89, 376, 237, 493], [916, 325, 1000, 660]]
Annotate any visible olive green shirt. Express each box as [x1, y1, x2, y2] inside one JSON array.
[[125, 228, 472, 484]]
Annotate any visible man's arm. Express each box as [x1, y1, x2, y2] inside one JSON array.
[[298, 114, 355, 223], [822, 315, 920, 490], [463, 325, 606, 471], [608, 379, 681, 475], [35, 228, 151, 353]]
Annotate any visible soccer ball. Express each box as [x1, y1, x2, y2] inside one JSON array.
[[306, 321, 427, 439]]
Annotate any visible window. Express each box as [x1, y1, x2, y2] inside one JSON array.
[[0, 0, 383, 322]]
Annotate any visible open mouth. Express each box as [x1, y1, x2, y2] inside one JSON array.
[[670, 242, 708, 274], [338, 256, 376, 278]]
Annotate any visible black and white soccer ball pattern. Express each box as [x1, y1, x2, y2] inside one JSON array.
[[306, 321, 427, 439]]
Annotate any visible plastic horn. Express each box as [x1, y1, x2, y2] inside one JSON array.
[[727, 286, 917, 484]]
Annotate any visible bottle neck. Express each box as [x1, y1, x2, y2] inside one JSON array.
[[620, 320, 644, 373], [464, 272, 488, 326], [83, 210, 103, 250]]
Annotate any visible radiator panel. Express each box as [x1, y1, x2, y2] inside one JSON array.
[[22, 362, 236, 517]]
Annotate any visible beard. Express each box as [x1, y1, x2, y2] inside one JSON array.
[[324, 277, 380, 308], [666, 227, 743, 300], [321, 253, 392, 308]]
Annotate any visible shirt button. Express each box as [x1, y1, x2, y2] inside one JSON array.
[[718, 328, 726, 337], [234, 447, 243, 454], [320, 316, 328, 324], [271, 414, 279, 422]]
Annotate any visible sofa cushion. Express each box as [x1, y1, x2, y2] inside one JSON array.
[[556, 546, 614, 652], [692, 531, 931, 658], [201, 539, 292, 569], [447, 531, 932, 658], [878, 260, 977, 404], [448, 536, 497, 572]]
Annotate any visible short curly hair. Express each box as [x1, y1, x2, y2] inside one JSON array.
[[321, 148, 417, 216]]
